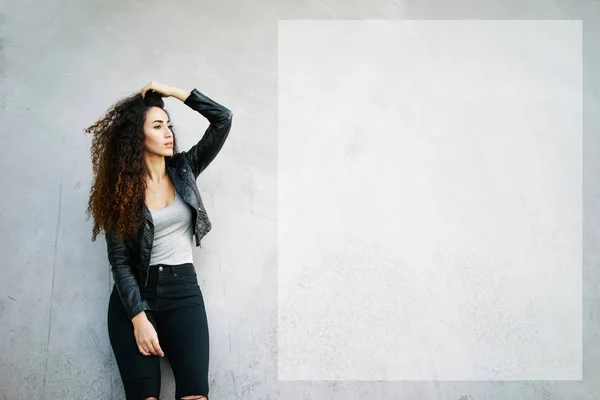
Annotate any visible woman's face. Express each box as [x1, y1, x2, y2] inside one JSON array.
[[143, 107, 174, 157]]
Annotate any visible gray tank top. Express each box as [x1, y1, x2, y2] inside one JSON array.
[[148, 191, 194, 265]]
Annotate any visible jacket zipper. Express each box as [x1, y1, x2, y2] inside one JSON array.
[[181, 168, 204, 248]]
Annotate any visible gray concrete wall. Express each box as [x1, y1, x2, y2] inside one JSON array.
[[0, 0, 598, 399]]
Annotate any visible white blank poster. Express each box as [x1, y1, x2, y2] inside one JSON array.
[[278, 20, 582, 381]]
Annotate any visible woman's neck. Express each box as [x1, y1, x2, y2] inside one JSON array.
[[145, 154, 167, 184]]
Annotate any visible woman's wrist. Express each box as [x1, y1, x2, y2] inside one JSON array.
[[169, 87, 191, 102], [131, 311, 148, 325]]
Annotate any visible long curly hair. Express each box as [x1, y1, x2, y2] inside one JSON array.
[[84, 90, 180, 242]]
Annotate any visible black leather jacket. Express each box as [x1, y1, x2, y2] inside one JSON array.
[[105, 88, 233, 319]]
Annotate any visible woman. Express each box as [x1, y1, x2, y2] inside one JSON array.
[[85, 81, 233, 400]]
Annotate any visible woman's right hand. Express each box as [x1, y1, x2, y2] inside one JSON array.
[[132, 312, 164, 357], [141, 81, 173, 99]]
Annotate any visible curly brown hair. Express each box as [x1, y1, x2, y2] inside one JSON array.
[[84, 90, 180, 242]]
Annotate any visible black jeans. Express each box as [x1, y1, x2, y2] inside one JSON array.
[[108, 263, 210, 399]]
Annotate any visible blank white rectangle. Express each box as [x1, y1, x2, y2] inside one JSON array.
[[278, 20, 582, 381]]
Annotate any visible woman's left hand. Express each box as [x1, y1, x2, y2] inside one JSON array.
[[141, 81, 173, 98]]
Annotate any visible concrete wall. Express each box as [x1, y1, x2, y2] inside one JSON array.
[[0, 0, 598, 399]]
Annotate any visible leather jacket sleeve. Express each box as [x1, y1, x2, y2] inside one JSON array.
[[182, 88, 233, 178], [105, 228, 150, 320]]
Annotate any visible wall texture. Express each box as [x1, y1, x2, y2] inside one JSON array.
[[0, 0, 598, 399]]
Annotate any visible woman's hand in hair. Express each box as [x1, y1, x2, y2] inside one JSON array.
[[141, 81, 191, 102], [141, 81, 173, 99]]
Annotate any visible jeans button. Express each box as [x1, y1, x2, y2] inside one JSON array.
[[158, 266, 163, 271]]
